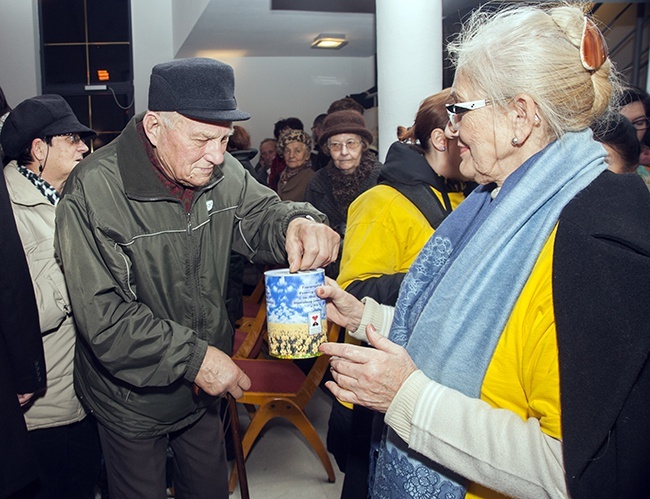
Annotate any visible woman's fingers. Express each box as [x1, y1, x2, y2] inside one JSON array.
[[324, 380, 359, 405]]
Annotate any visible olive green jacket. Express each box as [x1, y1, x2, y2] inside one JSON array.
[[55, 114, 324, 438]]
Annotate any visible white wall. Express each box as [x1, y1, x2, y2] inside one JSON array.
[[0, 1, 376, 165], [0, 0, 40, 106], [131, 0, 175, 113], [376, 0, 443, 161], [215, 56, 376, 157], [134, 2, 376, 156], [0, 0, 174, 113], [171, 0, 210, 56]]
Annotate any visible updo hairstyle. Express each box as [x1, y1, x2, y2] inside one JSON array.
[[397, 88, 452, 153], [447, 2, 622, 139]]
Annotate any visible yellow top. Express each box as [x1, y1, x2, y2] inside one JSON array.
[[338, 184, 465, 290], [467, 227, 561, 499], [336, 184, 464, 408]]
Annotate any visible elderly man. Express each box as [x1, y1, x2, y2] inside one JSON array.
[[54, 58, 339, 498], [254, 137, 277, 185]]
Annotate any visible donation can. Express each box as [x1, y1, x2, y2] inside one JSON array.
[[264, 268, 327, 359]]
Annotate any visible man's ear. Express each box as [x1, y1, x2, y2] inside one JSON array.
[[508, 93, 538, 146], [142, 111, 162, 147]]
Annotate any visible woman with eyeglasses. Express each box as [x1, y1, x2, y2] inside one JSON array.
[[619, 84, 650, 189], [1, 94, 101, 498], [316, 4, 650, 498], [591, 112, 641, 175], [304, 110, 381, 278]]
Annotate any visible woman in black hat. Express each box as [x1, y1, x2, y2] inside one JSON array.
[[304, 110, 382, 278], [1, 94, 101, 499]]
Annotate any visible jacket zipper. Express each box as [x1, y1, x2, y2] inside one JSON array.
[[185, 208, 205, 343]]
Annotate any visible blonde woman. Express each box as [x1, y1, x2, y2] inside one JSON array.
[[319, 3, 650, 498]]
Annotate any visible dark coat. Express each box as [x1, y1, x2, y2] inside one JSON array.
[[554, 171, 650, 497], [0, 172, 46, 498], [277, 165, 315, 202], [304, 151, 382, 238], [55, 115, 326, 438]]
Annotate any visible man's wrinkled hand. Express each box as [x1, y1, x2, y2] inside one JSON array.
[[285, 217, 340, 272], [194, 346, 251, 398]]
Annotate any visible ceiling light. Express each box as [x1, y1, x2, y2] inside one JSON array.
[[311, 34, 348, 50]]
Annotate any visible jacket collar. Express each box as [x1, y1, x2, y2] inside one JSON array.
[[3, 162, 53, 208], [381, 141, 457, 193]]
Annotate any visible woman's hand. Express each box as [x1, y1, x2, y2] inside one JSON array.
[[319, 325, 418, 413], [17, 393, 35, 406], [316, 277, 365, 331]]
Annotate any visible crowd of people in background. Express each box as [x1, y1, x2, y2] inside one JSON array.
[[1, 2, 650, 499]]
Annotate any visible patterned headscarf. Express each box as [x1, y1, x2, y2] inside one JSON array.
[[277, 129, 312, 157]]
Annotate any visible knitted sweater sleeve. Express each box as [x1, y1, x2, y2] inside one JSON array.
[[346, 296, 395, 342], [385, 372, 569, 499]]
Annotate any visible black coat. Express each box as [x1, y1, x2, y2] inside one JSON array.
[[0, 171, 46, 498], [554, 171, 650, 497]]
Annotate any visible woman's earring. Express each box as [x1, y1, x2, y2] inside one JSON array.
[[534, 114, 541, 126], [441, 146, 446, 151], [511, 137, 519, 146]]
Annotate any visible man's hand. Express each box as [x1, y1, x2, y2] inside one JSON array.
[[194, 346, 251, 398], [285, 217, 340, 272]]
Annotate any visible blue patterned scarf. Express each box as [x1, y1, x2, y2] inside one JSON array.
[[372, 130, 607, 498]]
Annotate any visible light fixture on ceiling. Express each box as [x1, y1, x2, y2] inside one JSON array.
[[311, 33, 348, 50]]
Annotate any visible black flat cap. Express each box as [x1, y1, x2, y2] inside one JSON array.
[[0, 94, 95, 160], [148, 58, 250, 122]]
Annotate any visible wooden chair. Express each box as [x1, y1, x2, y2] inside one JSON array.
[[235, 275, 265, 332], [232, 296, 267, 359], [228, 322, 339, 493]]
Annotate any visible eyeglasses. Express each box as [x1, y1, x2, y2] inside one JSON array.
[[56, 133, 83, 145], [580, 16, 608, 72], [631, 117, 650, 132], [328, 139, 362, 152], [446, 99, 491, 130]]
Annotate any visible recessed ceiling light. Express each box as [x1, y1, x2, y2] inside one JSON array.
[[311, 34, 348, 49]]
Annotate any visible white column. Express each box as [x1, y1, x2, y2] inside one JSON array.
[[0, 0, 40, 103], [131, 0, 174, 113], [375, 0, 443, 161]]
